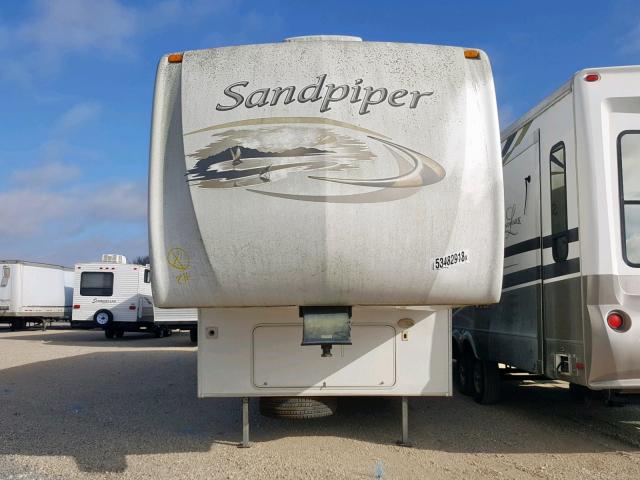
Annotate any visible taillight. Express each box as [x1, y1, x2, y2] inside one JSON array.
[[607, 311, 625, 331], [73, 304, 80, 309], [584, 73, 600, 82], [129, 305, 136, 310]]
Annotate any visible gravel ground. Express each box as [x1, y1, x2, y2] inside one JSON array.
[[1, 326, 640, 479]]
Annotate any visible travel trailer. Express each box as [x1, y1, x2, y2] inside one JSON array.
[[0, 260, 73, 330], [149, 36, 504, 445], [71, 254, 169, 338], [153, 306, 198, 343], [453, 65, 640, 404]]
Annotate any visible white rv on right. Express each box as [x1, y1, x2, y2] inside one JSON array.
[[454, 65, 640, 402]]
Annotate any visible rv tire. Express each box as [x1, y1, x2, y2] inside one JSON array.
[[259, 397, 337, 419], [456, 348, 475, 396], [94, 310, 113, 327], [154, 327, 165, 338], [115, 329, 124, 338], [12, 319, 27, 330], [472, 359, 501, 405], [104, 328, 116, 340]]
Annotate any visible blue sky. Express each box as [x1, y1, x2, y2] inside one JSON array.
[[1, 0, 639, 266]]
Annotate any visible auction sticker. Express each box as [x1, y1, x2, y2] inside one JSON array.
[[431, 250, 470, 271]]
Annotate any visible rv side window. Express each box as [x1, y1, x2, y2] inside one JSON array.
[[618, 131, 640, 266], [80, 272, 114, 296], [144, 269, 151, 283], [1, 266, 9, 287], [549, 142, 569, 262]]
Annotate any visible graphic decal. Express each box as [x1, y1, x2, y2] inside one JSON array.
[[502, 120, 532, 165], [184, 117, 445, 202]]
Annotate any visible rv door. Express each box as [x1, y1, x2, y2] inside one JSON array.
[[0, 265, 11, 311], [502, 128, 544, 372]]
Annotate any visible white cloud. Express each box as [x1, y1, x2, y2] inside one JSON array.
[[0, 180, 146, 238], [1, 0, 240, 85], [19, 0, 138, 54], [78, 182, 148, 222], [53, 102, 102, 135], [0, 188, 72, 236], [11, 161, 81, 187]]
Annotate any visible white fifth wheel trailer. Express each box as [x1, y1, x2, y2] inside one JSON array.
[[0, 260, 73, 330], [453, 65, 640, 404], [149, 35, 504, 444], [71, 254, 169, 339], [153, 306, 198, 343]]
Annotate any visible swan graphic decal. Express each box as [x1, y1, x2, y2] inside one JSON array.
[[184, 117, 445, 203]]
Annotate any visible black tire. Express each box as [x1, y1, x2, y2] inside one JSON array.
[[456, 349, 475, 396], [154, 327, 164, 338], [569, 383, 592, 403], [105, 328, 116, 339], [259, 397, 337, 419], [190, 328, 198, 344], [472, 359, 501, 404], [94, 309, 113, 328], [165, 328, 172, 337], [11, 319, 26, 331], [115, 330, 125, 338]]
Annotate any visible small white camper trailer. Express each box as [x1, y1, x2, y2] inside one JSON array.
[[0, 260, 73, 330], [149, 36, 504, 444], [454, 65, 640, 403], [153, 306, 198, 343], [71, 255, 168, 338]]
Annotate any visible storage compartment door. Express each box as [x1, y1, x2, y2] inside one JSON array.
[[252, 324, 395, 389]]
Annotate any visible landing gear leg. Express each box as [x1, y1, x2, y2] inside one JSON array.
[[396, 396, 413, 447], [238, 397, 251, 448]]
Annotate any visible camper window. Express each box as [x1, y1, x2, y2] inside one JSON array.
[[618, 131, 640, 266], [549, 142, 568, 262], [80, 272, 114, 296], [1, 266, 9, 287], [144, 269, 151, 283]]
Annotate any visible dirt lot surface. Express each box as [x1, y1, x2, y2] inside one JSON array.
[[1, 326, 640, 479]]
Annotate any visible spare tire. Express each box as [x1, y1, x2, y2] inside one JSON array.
[[94, 309, 113, 327], [259, 397, 337, 419]]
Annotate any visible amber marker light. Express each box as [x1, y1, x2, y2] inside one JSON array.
[[168, 53, 184, 63], [464, 49, 480, 59]]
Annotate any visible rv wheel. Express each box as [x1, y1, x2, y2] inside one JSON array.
[[115, 330, 125, 339], [104, 328, 116, 339], [10, 319, 26, 331], [154, 327, 165, 338], [259, 397, 337, 419], [472, 359, 501, 405], [456, 349, 475, 396], [94, 310, 113, 327]]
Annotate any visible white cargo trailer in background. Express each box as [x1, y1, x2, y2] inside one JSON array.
[[0, 260, 73, 330], [149, 35, 504, 444], [71, 255, 169, 339], [454, 65, 640, 404], [153, 306, 198, 343]]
